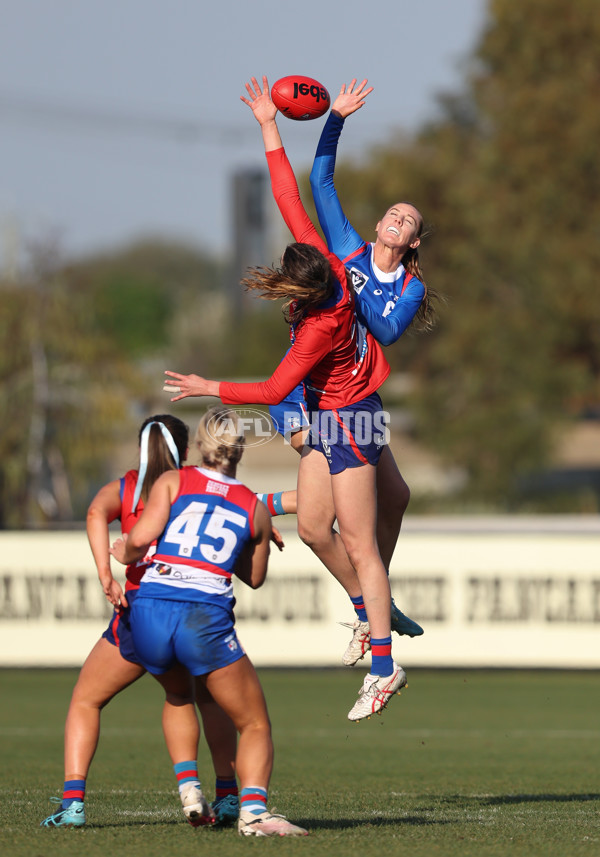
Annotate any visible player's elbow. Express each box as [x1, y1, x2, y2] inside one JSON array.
[[86, 503, 107, 531], [249, 541, 270, 588], [377, 328, 399, 347], [310, 158, 333, 196], [247, 564, 268, 589], [128, 530, 151, 554]]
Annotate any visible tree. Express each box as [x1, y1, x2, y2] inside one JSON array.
[[0, 234, 289, 526], [0, 240, 141, 527], [323, 0, 600, 508]]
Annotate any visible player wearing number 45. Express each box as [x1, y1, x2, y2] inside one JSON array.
[[41, 415, 244, 830], [109, 406, 307, 837]]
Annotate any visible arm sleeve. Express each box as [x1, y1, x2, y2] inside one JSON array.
[[220, 321, 333, 405], [266, 148, 329, 254], [264, 145, 351, 308], [309, 112, 364, 259], [354, 278, 426, 346]]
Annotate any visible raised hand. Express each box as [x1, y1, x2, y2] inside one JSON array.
[[331, 78, 374, 119], [241, 75, 278, 126]]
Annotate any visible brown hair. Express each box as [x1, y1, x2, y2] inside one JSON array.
[[137, 415, 189, 502], [241, 242, 334, 323], [400, 211, 439, 331]]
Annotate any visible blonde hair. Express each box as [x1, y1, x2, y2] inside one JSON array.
[[195, 406, 245, 470]]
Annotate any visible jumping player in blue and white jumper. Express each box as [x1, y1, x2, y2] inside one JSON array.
[[266, 80, 436, 669], [310, 80, 434, 344], [109, 406, 307, 837], [165, 77, 412, 722], [304, 78, 438, 666]]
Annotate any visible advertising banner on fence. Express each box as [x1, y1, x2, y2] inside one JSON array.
[[0, 519, 599, 668]]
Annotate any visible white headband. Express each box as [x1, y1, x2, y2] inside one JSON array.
[[131, 421, 180, 513]]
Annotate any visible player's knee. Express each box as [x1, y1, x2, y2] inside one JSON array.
[[238, 714, 272, 740], [338, 534, 379, 573], [297, 517, 330, 551], [380, 480, 410, 525], [340, 540, 362, 571]]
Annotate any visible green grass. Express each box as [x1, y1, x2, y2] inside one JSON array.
[[1, 668, 599, 856]]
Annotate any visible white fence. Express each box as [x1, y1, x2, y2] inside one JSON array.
[[1, 517, 599, 668]]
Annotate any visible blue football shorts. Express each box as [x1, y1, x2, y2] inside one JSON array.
[[306, 392, 389, 475], [268, 382, 310, 438], [101, 588, 145, 666], [130, 595, 245, 676]]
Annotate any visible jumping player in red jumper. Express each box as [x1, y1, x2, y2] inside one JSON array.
[[164, 76, 408, 722]]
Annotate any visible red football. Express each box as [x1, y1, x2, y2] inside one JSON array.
[[271, 76, 330, 121]]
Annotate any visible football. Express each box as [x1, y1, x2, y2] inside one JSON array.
[[271, 76, 330, 121]]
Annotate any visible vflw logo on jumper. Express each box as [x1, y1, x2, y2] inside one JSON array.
[[206, 480, 229, 497], [349, 267, 369, 294]]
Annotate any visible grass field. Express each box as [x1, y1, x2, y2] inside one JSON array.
[[1, 668, 599, 857]]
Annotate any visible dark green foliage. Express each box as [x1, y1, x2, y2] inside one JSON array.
[[93, 273, 172, 357], [0, 239, 227, 527], [65, 238, 226, 363], [0, 265, 141, 527], [3, 2, 599, 518], [325, 0, 600, 506]]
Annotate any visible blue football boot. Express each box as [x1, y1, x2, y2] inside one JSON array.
[[391, 599, 424, 637], [211, 793, 240, 827], [40, 798, 86, 828]]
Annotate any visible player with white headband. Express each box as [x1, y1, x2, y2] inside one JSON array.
[[41, 415, 240, 829]]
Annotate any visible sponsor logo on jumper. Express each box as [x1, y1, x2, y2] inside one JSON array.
[[349, 267, 368, 293], [206, 480, 229, 497]]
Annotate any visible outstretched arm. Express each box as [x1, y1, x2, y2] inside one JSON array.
[[331, 78, 373, 120], [240, 75, 282, 153], [241, 75, 328, 251], [310, 80, 373, 257], [164, 322, 332, 405]]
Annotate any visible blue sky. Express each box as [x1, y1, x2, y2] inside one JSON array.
[[0, 0, 488, 263]]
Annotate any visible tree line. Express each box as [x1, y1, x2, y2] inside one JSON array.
[[1, 0, 598, 526]]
